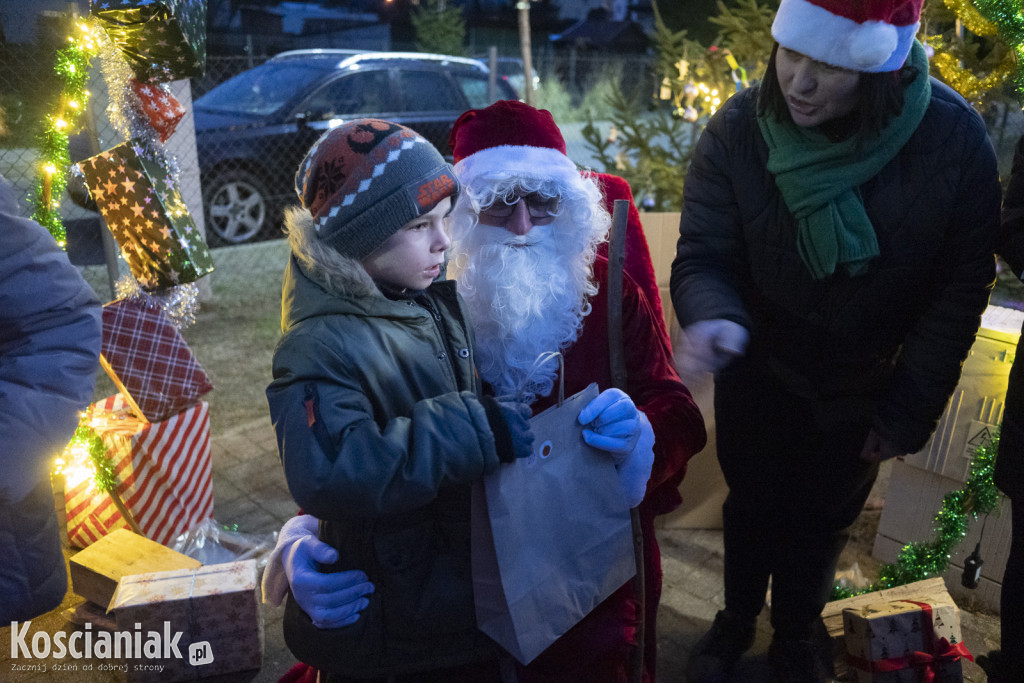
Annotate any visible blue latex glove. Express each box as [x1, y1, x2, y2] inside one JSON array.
[[284, 528, 375, 629], [497, 399, 535, 460], [578, 388, 641, 459]]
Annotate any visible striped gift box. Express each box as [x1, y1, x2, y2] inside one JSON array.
[[63, 394, 214, 548], [101, 297, 213, 423]]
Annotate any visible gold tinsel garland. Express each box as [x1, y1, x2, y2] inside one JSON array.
[[933, 49, 1016, 102], [943, 0, 1024, 101], [944, 0, 1000, 36]]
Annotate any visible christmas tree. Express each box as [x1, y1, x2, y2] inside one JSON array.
[[411, 0, 467, 56], [582, 0, 1024, 210], [581, 0, 776, 210]]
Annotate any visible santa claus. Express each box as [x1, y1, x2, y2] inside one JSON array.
[[265, 101, 706, 683]]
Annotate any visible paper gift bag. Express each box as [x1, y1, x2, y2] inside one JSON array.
[[101, 297, 213, 423], [78, 140, 214, 291], [92, 0, 207, 83], [62, 395, 214, 548], [472, 382, 636, 664]]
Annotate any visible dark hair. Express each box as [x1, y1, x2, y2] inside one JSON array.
[[756, 43, 918, 140]]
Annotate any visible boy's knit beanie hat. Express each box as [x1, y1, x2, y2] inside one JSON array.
[[295, 119, 458, 259]]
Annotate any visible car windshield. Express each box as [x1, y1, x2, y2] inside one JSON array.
[[196, 62, 328, 116]]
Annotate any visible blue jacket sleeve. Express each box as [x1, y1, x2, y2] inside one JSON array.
[[0, 177, 102, 504]]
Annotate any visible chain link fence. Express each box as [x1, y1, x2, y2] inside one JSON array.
[[1, 40, 652, 299], [6, 28, 1023, 307]]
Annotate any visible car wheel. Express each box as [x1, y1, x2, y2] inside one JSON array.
[[204, 170, 271, 245]]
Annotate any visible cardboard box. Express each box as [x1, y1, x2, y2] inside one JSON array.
[[905, 305, 1023, 481], [641, 210, 728, 530], [111, 560, 263, 681], [821, 577, 947, 643], [874, 460, 1011, 613], [69, 528, 200, 607], [842, 584, 970, 682]]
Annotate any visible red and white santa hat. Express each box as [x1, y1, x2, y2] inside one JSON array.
[[771, 0, 923, 73], [448, 100, 581, 189]]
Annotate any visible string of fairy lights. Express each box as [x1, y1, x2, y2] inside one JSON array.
[[36, 12, 203, 524], [54, 424, 143, 535], [30, 18, 102, 247]]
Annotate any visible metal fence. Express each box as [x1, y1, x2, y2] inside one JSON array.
[[0, 41, 654, 301], [5, 33, 1024, 309]]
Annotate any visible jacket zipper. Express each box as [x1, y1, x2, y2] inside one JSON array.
[[418, 297, 464, 391]]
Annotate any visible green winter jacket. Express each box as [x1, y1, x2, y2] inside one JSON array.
[[266, 214, 505, 676]]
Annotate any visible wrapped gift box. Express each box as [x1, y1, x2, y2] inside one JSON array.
[[111, 560, 263, 681], [131, 79, 186, 142], [69, 528, 200, 608], [62, 395, 214, 548], [101, 297, 213, 422], [92, 0, 207, 83], [842, 586, 972, 682], [78, 141, 214, 291]]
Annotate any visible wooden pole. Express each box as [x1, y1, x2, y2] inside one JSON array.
[[488, 45, 498, 103], [517, 1, 535, 106], [607, 199, 645, 683]]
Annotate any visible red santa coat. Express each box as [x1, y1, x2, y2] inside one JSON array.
[[592, 172, 670, 352], [520, 256, 707, 683]]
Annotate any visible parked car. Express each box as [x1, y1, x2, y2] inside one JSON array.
[[193, 50, 518, 245], [474, 55, 540, 99]]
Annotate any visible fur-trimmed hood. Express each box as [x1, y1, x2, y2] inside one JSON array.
[[279, 206, 453, 333], [284, 206, 379, 300]]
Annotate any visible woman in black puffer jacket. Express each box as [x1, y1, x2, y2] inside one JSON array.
[[670, 2, 1001, 681]]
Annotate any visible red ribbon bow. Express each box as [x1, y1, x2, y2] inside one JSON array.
[[847, 599, 973, 682]]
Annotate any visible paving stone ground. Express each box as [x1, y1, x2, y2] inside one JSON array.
[[0, 419, 1002, 682]]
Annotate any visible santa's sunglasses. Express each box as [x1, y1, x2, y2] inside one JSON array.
[[479, 193, 560, 223]]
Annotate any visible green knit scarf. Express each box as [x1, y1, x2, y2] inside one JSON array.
[[756, 40, 931, 280]]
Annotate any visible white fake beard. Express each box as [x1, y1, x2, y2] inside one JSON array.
[[453, 219, 596, 403]]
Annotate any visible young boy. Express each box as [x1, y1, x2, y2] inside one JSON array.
[[266, 119, 534, 681]]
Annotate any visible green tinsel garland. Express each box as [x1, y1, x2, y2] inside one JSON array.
[[72, 424, 118, 493], [30, 20, 99, 246], [65, 423, 145, 536], [830, 430, 1003, 601]]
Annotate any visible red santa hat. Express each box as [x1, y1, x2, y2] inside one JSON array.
[[448, 100, 581, 190], [771, 0, 923, 73]]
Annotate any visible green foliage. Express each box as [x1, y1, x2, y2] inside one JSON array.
[[580, 0, 777, 209], [581, 88, 698, 211], [411, 0, 466, 56], [708, 0, 777, 73], [533, 65, 623, 124], [533, 76, 577, 122]]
